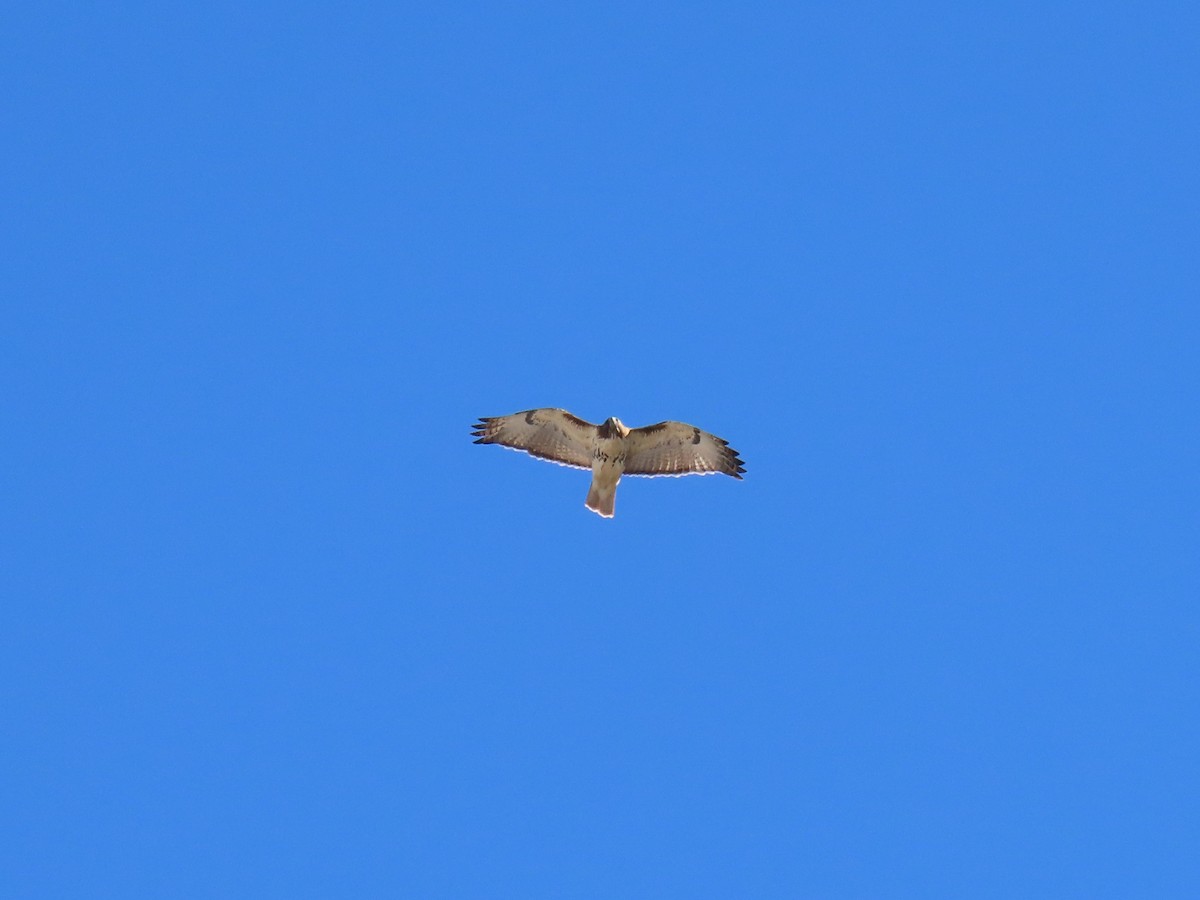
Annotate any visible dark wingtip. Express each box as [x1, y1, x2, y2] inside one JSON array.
[[727, 448, 746, 477]]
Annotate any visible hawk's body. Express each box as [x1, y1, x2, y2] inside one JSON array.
[[471, 408, 745, 518]]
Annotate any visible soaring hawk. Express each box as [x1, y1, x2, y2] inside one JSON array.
[[471, 408, 745, 518]]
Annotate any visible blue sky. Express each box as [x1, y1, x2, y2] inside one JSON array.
[[3, 3, 1198, 896]]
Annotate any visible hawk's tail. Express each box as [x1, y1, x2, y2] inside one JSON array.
[[585, 482, 616, 519]]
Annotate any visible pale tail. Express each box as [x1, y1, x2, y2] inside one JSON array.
[[585, 483, 616, 518]]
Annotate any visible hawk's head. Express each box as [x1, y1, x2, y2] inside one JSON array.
[[600, 416, 630, 439]]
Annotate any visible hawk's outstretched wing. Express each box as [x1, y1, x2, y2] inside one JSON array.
[[623, 421, 745, 479], [471, 408, 597, 470]]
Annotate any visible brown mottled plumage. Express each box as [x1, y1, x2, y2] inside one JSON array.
[[472, 408, 744, 518]]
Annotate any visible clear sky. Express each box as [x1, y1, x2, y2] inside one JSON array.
[[3, 3, 1198, 897]]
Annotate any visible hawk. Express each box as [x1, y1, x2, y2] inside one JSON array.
[[471, 408, 745, 518]]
